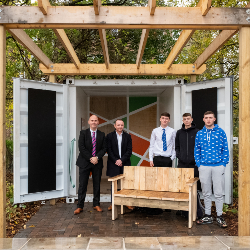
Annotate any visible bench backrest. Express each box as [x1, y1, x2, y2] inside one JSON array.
[[123, 166, 194, 193]]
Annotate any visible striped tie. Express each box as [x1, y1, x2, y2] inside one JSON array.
[[162, 128, 167, 151], [92, 132, 96, 156]]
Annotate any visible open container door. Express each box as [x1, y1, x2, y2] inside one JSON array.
[[13, 78, 69, 203], [181, 77, 233, 204]]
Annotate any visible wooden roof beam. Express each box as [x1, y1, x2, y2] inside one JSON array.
[[8, 29, 52, 68], [164, 0, 211, 69], [93, 0, 101, 15], [2, 7, 249, 29], [136, 29, 150, 69], [98, 29, 109, 69], [148, 0, 156, 15], [38, 0, 50, 15], [39, 63, 206, 75], [53, 29, 80, 69]]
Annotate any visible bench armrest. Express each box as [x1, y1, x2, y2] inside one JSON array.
[[186, 177, 199, 186], [108, 174, 125, 182]]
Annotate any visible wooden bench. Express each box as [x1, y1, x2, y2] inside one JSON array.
[[108, 166, 199, 228]]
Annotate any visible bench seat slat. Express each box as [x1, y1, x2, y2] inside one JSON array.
[[114, 189, 189, 201], [173, 192, 189, 201], [135, 190, 153, 199], [147, 191, 167, 200], [114, 189, 135, 197]]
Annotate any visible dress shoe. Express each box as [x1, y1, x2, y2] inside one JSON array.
[[93, 206, 103, 212], [108, 205, 112, 211], [74, 208, 83, 215], [126, 206, 134, 210]]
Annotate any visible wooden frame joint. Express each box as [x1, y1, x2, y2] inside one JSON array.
[[93, 0, 101, 15], [38, 0, 51, 15]]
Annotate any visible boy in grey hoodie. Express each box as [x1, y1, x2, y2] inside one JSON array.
[[194, 111, 229, 228]]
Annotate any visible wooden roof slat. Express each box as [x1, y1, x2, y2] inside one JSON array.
[[39, 63, 206, 75], [8, 29, 52, 68], [194, 2, 250, 69], [38, 1, 81, 68], [53, 29, 80, 69], [197, 0, 212, 16], [93, 0, 101, 15], [98, 29, 109, 69], [194, 30, 237, 69], [165, 30, 195, 69], [136, 29, 150, 69], [148, 0, 156, 15], [38, 0, 50, 15], [164, 0, 211, 69]]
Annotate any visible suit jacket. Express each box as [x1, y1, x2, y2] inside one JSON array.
[[106, 130, 132, 177], [76, 128, 106, 168]]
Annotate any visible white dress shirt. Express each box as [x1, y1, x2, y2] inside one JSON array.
[[149, 126, 176, 161], [90, 128, 97, 139], [116, 131, 123, 158]]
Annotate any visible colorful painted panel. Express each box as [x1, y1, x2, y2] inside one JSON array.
[[90, 96, 157, 167]]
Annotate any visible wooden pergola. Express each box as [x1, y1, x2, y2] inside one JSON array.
[[0, 0, 249, 237]]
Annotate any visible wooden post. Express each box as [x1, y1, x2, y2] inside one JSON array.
[[0, 25, 6, 238], [239, 27, 250, 236], [49, 75, 56, 83], [112, 180, 118, 220], [190, 75, 196, 83], [120, 178, 124, 214]]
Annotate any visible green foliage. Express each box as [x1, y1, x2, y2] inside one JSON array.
[[6, 181, 17, 219], [233, 171, 238, 198], [233, 179, 238, 198], [223, 204, 238, 214], [6, 182, 14, 204], [6, 140, 13, 170]]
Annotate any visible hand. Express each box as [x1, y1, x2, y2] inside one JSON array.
[[90, 157, 98, 165], [150, 161, 154, 167], [115, 159, 123, 167]]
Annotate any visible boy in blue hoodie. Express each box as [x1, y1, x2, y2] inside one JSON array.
[[194, 111, 229, 228]]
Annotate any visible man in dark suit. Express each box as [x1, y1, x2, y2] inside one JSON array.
[[74, 115, 106, 214], [106, 119, 133, 211]]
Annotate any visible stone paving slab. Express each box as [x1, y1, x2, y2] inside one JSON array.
[[1, 237, 250, 249], [14, 202, 228, 238]]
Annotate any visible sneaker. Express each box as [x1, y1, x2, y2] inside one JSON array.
[[216, 216, 227, 228], [196, 214, 213, 225]]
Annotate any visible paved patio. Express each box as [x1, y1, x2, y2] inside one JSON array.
[[14, 201, 228, 238], [2, 236, 250, 249]]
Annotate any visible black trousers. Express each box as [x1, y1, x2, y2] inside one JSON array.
[[153, 156, 172, 167], [77, 163, 102, 208]]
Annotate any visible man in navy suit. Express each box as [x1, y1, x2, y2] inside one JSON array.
[[106, 119, 133, 211], [74, 115, 106, 214]]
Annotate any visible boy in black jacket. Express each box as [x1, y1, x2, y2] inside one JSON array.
[[175, 113, 202, 218], [175, 113, 200, 176]]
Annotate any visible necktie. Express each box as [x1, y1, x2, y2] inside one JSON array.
[[92, 132, 96, 156], [162, 128, 167, 151]]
